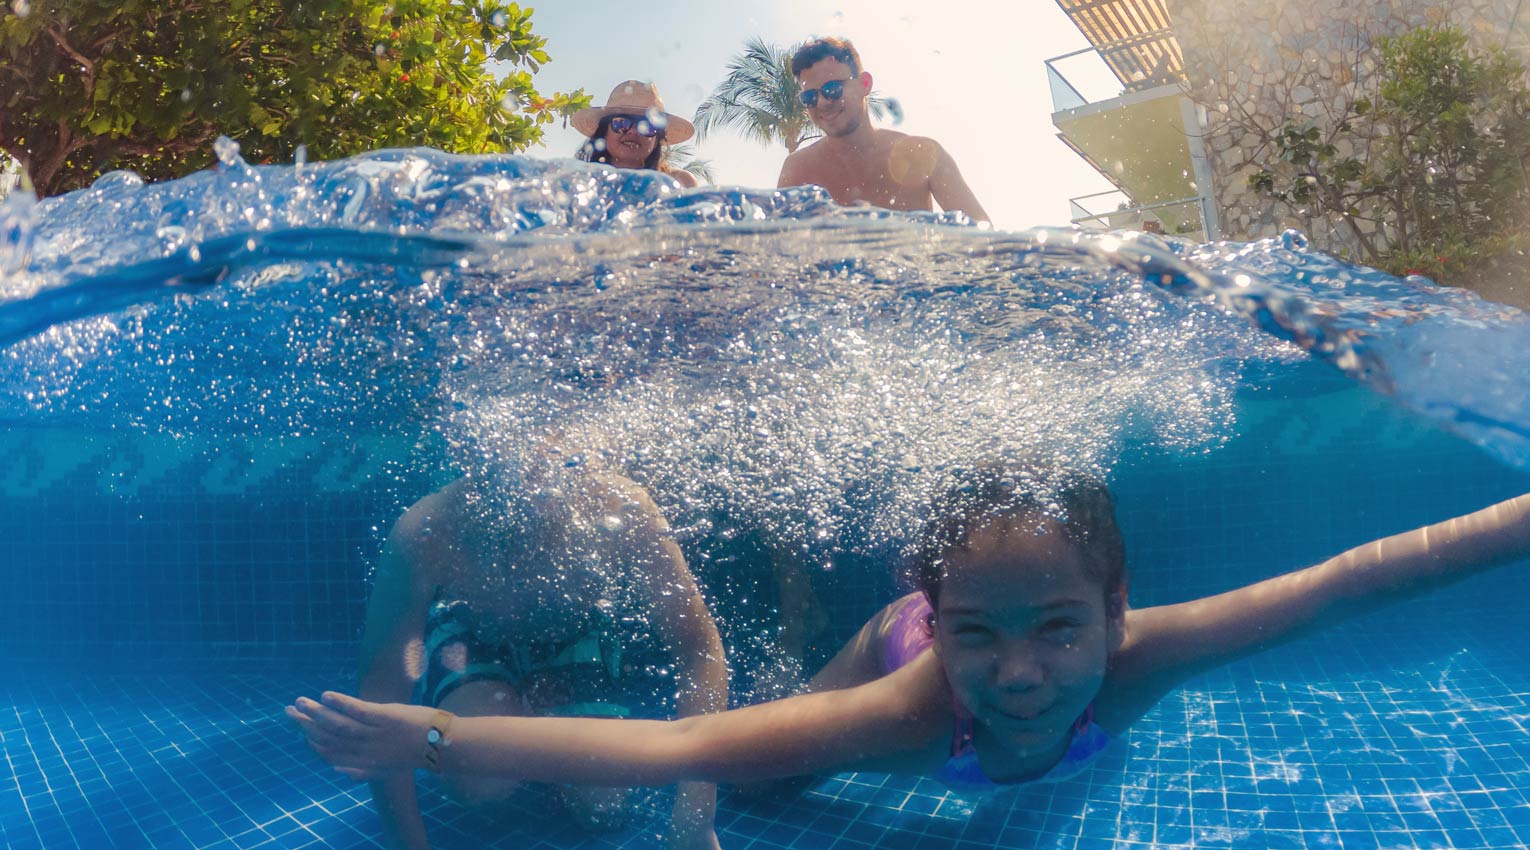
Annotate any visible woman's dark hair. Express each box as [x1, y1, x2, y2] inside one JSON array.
[[912, 464, 1127, 612], [576, 114, 668, 171]]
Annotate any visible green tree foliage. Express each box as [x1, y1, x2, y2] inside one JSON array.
[[0, 1, 591, 196], [1250, 26, 1530, 283], [694, 36, 899, 154]]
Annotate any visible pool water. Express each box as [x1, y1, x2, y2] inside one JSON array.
[[2, 149, 1529, 850]]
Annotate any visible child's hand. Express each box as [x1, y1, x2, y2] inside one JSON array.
[[285, 692, 435, 781]]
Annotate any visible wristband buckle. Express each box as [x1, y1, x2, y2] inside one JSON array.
[[424, 709, 454, 774]]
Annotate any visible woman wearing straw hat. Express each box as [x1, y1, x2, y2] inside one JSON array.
[[574, 81, 701, 187]]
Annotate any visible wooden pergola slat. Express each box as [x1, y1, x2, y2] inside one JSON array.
[[1055, 0, 1184, 90]]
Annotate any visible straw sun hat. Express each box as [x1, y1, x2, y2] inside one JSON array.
[[570, 80, 695, 143]]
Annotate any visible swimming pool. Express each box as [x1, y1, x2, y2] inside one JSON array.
[[2, 149, 1528, 850]]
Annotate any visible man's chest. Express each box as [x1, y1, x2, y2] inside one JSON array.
[[815, 152, 932, 211]]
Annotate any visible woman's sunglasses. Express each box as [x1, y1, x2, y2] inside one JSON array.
[[798, 78, 850, 108], [608, 115, 664, 137]]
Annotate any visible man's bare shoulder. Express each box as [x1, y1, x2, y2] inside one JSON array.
[[885, 133, 945, 188], [785, 139, 831, 163], [886, 132, 945, 154], [875, 128, 918, 146], [780, 142, 830, 185]]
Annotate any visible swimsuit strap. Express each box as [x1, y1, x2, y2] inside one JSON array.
[[950, 702, 1096, 759], [949, 698, 976, 757]]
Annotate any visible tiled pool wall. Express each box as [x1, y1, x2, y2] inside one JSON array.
[[4, 382, 1530, 850], [2, 382, 1527, 671]]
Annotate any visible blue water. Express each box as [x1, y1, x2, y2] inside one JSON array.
[[2, 146, 1528, 850]]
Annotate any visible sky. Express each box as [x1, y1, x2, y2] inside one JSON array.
[[513, 0, 1123, 231]]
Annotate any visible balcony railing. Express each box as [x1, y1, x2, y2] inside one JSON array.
[[1044, 47, 1124, 113], [1069, 190, 1209, 240]]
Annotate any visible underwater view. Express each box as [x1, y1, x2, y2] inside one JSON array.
[[2, 146, 1529, 850]]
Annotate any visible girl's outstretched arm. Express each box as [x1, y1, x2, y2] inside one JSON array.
[[1109, 493, 1530, 716], [288, 649, 949, 787]]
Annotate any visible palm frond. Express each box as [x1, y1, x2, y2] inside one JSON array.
[[695, 97, 791, 148], [693, 36, 903, 153], [665, 143, 716, 183], [869, 95, 903, 124], [695, 36, 816, 152]]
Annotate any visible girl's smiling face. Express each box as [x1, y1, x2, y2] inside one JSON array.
[[932, 514, 1123, 757]]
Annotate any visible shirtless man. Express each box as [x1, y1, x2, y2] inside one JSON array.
[[777, 37, 989, 223], [357, 443, 727, 850]]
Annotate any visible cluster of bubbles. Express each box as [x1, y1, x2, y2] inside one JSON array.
[[463, 260, 1263, 565], [5, 144, 1529, 679]]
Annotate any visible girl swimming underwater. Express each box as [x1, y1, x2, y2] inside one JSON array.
[[289, 468, 1530, 797]]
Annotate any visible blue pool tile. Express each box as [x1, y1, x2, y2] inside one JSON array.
[[5, 660, 1530, 850], [4, 836, 45, 850], [839, 820, 884, 845], [899, 792, 942, 816], [1405, 828, 1452, 848], [232, 830, 275, 850], [1297, 810, 1337, 830], [911, 832, 957, 850], [1480, 825, 1525, 847], [784, 826, 834, 850], [1262, 809, 1301, 830]]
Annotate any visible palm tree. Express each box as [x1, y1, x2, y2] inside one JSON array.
[[693, 37, 899, 154], [665, 142, 716, 184]]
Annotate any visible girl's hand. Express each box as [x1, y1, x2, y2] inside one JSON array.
[[285, 692, 435, 781]]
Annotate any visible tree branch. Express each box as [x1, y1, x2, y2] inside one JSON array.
[[46, 25, 99, 105], [30, 119, 78, 195], [47, 26, 95, 76]]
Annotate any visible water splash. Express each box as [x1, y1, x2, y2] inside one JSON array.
[[0, 186, 38, 277], [2, 147, 1528, 562]]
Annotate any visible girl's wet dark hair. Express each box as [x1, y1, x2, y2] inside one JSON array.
[[912, 465, 1127, 612], [576, 114, 668, 171]]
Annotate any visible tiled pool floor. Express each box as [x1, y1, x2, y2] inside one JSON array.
[[3, 633, 1528, 850]]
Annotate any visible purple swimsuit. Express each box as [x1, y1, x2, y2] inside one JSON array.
[[882, 593, 1114, 792]]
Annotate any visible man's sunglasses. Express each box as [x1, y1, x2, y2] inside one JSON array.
[[608, 115, 664, 137], [798, 78, 851, 109]]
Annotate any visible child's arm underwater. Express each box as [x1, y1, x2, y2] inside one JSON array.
[[353, 492, 450, 850], [1105, 492, 1530, 723], [605, 473, 730, 849], [288, 648, 950, 787]]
